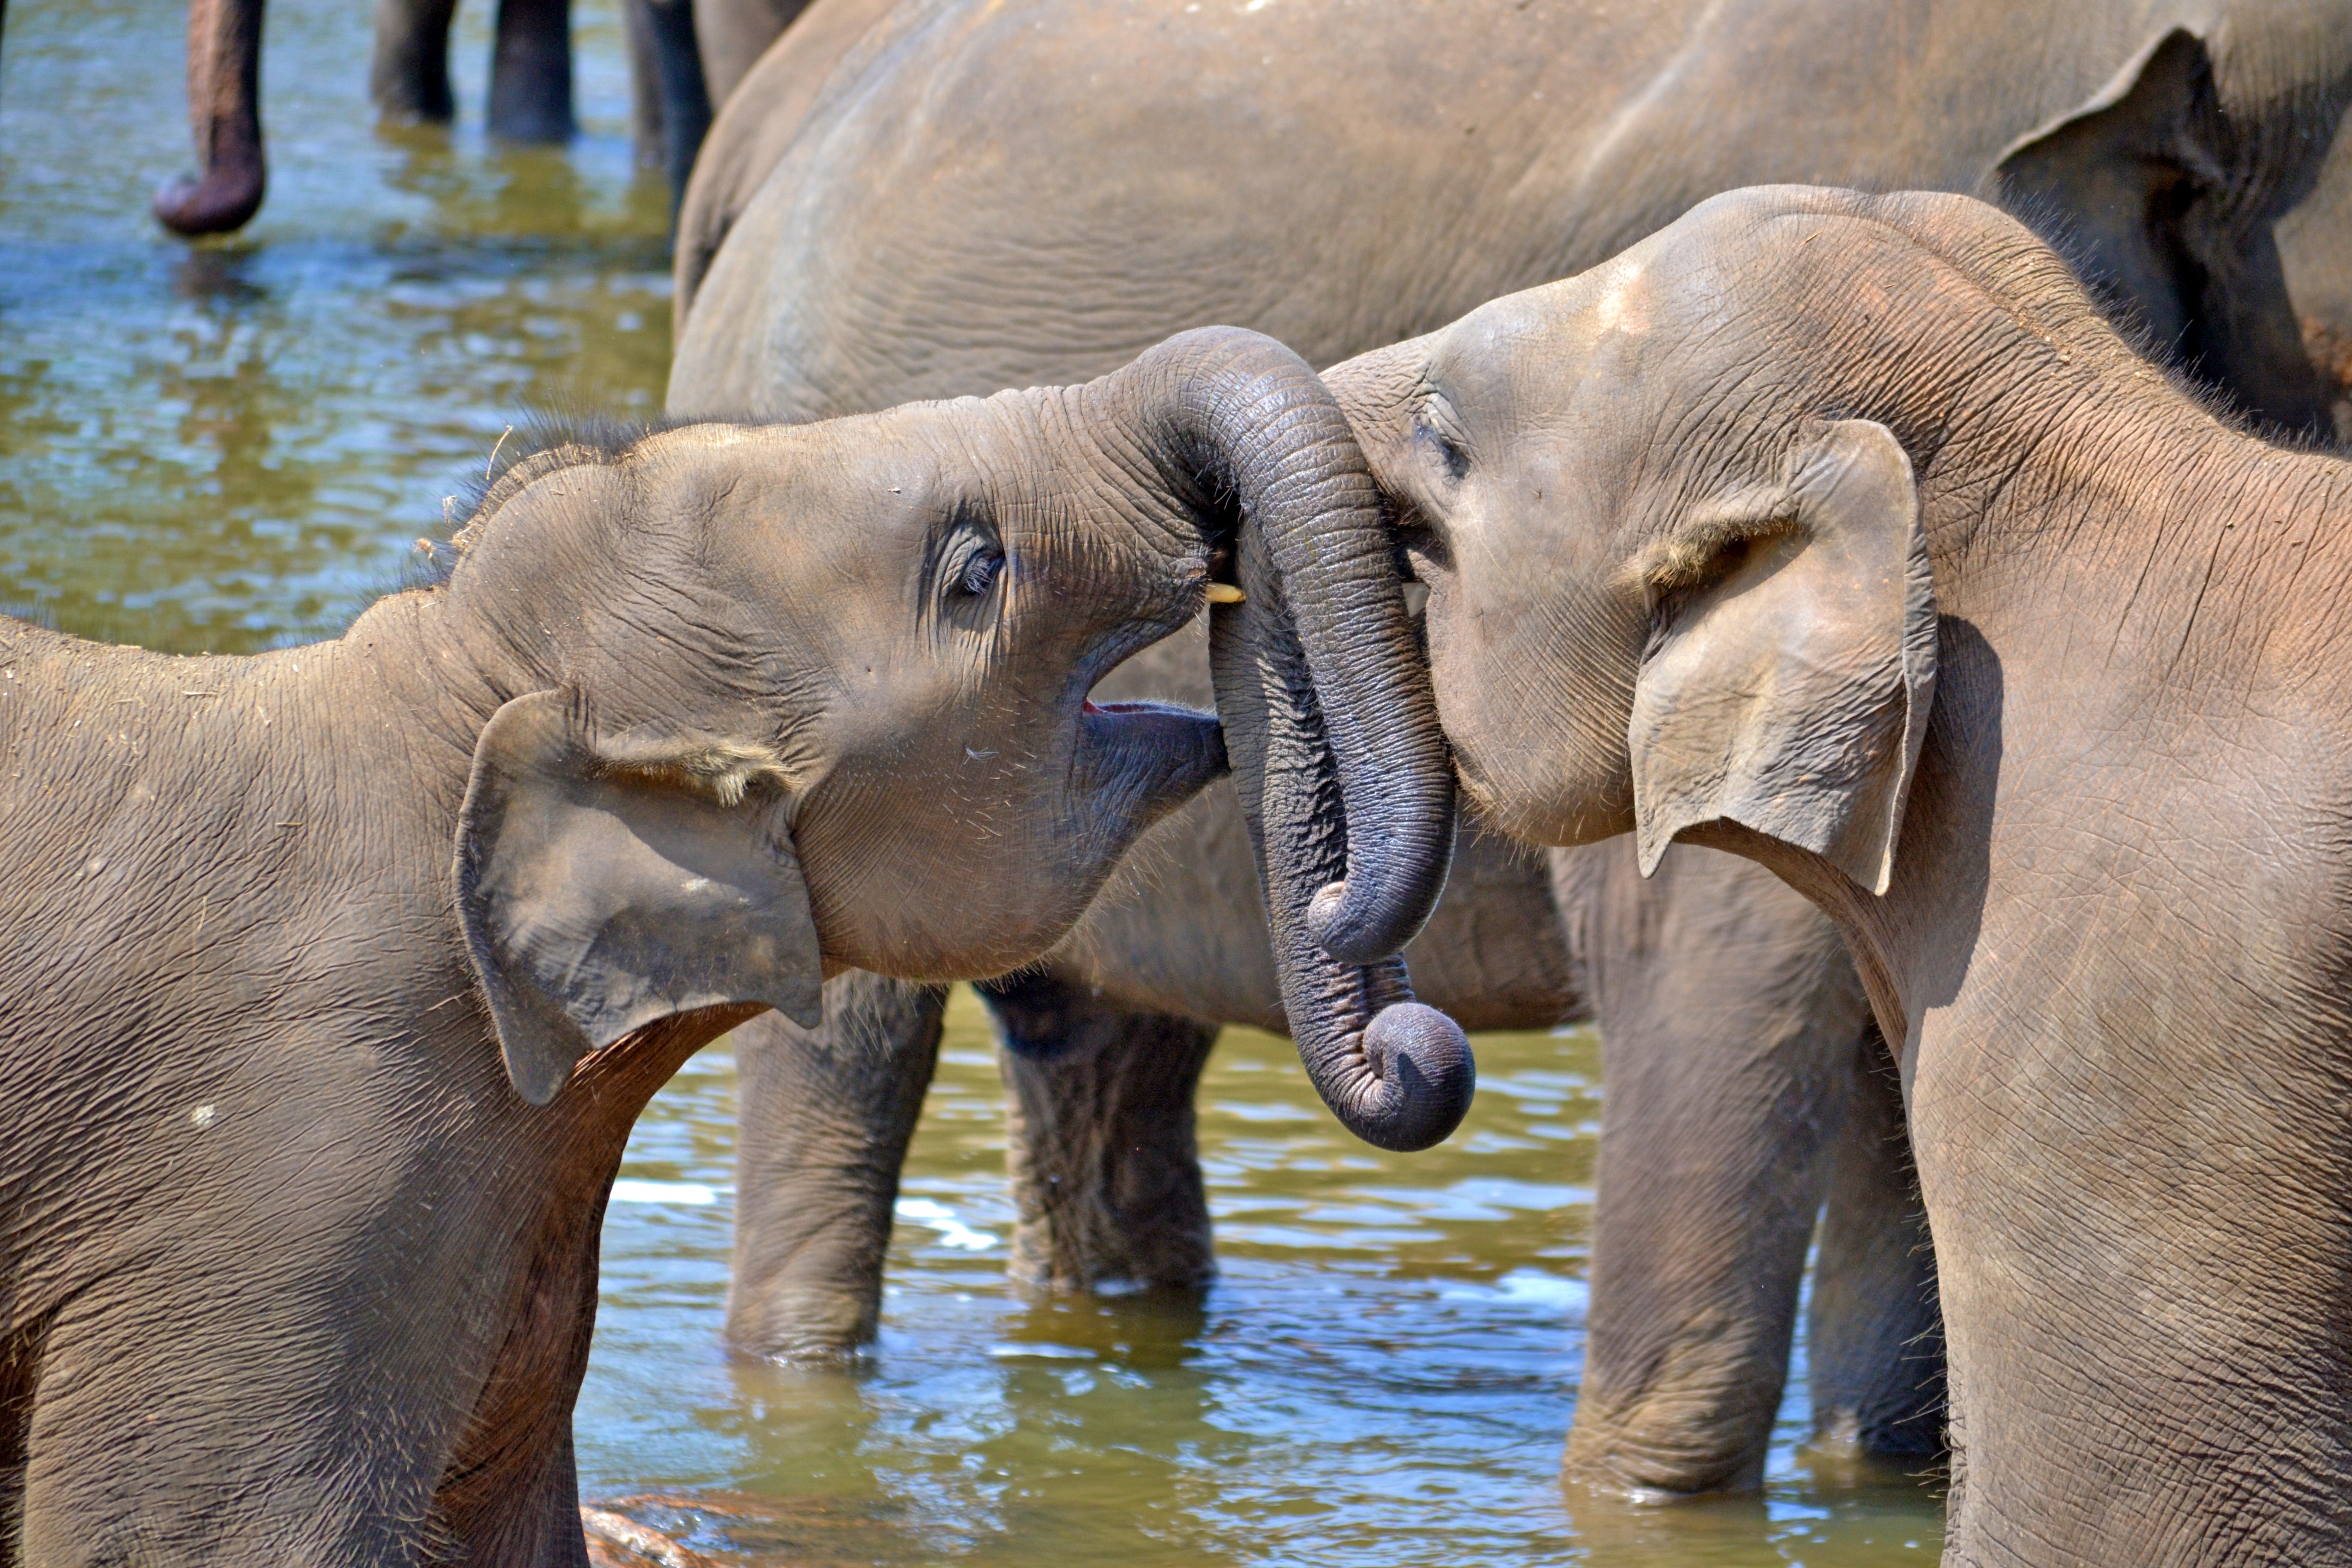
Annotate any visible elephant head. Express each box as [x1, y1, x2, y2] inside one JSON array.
[[1314, 190, 1964, 943], [438, 327, 1462, 1108]]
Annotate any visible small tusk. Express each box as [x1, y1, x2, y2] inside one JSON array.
[[1204, 582, 1246, 604]]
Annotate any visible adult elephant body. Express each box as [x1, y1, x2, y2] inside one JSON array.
[[671, 0, 2352, 1493]]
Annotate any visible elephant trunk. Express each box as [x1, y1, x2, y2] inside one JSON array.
[[1100, 327, 1474, 1152], [155, 0, 267, 237]]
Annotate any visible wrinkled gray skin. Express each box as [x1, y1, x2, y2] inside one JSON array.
[[671, 0, 2352, 1496], [1321, 181, 2352, 1565], [128, 0, 793, 237], [0, 329, 1456, 1565]]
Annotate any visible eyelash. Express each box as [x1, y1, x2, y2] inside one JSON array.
[[940, 528, 1005, 605], [1416, 409, 1471, 484]]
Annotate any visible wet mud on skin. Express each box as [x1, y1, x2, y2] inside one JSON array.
[[3, 3, 1943, 1560]]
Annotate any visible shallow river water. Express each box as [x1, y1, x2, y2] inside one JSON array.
[[2, 2, 1945, 1560]]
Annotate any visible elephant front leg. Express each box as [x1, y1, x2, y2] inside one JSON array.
[[623, 0, 712, 217], [368, 0, 461, 123], [487, 0, 574, 142], [1806, 1026, 1946, 1464], [982, 974, 1217, 1294], [153, 0, 267, 236], [1555, 839, 1871, 1496], [727, 973, 944, 1359]]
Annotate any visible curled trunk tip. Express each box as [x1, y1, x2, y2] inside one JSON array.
[[1322, 998, 1476, 1152], [1114, 324, 1471, 1152]]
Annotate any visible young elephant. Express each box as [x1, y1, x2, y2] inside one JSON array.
[[1319, 185, 2352, 1563], [0, 328, 1459, 1565]]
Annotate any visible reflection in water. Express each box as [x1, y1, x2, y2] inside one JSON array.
[[5, 2, 1942, 1560], [587, 1005, 1944, 1565], [0, 0, 669, 652]]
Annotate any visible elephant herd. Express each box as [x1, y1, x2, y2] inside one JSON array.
[[6, 0, 2352, 1565], [0, 0, 808, 236]]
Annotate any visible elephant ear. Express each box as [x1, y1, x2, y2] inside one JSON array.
[[454, 689, 825, 1106], [1992, 28, 2334, 435], [1629, 420, 1937, 896], [1992, 29, 2222, 317]]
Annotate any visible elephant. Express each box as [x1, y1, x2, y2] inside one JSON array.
[[664, 0, 2352, 1498], [120, 0, 806, 238], [0, 326, 1460, 1564], [1316, 179, 2352, 1564]]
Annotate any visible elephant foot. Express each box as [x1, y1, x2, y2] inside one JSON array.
[[984, 975, 1218, 1295], [1562, 1402, 1771, 1501], [153, 158, 266, 237], [1559, 1478, 1776, 1560], [487, 100, 576, 145]]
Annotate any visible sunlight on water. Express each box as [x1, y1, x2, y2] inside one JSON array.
[[0, 0, 671, 654], [2, 3, 1943, 1559], [585, 997, 1945, 1566]]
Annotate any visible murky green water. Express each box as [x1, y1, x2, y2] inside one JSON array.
[[1, 3, 1943, 1560], [593, 1002, 1944, 1566]]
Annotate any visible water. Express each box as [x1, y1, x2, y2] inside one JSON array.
[[0, 3, 1943, 1560], [0, 0, 670, 654], [590, 1003, 1944, 1566]]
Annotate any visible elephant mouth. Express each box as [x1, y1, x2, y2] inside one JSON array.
[[1069, 699, 1228, 811]]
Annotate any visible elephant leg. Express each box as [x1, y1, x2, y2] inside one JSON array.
[[487, 0, 574, 143], [625, 0, 712, 218], [981, 973, 1217, 1293], [726, 973, 944, 1359], [1806, 1026, 1946, 1460], [153, 0, 267, 236], [691, 0, 814, 111], [1554, 838, 1873, 1496], [368, 0, 460, 124], [623, 0, 664, 169], [426, 1429, 591, 1568]]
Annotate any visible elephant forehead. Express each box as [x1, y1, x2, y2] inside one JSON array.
[[1433, 256, 1662, 413], [631, 420, 955, 528]]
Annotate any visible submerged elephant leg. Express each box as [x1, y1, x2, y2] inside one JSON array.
[[623, 0, 665, 169], [153, 0, 266, 236], [982, 973, 1218, 1294], [368, 0, 461, 123], [1555, 838, 1872, 1497], [625, 0, 712, 218], [727, 973, 945, 1359], [691, 0, 814, 111], [487, 0, 574, 142], [1807, 1026, 1945, 1462]]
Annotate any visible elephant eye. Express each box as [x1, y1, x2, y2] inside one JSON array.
[[1414, 394, 1472, 486], [938, 524, 1005, 607]]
